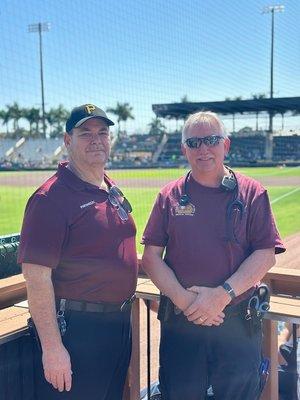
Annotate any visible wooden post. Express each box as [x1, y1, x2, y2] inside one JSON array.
[[129, 298, 141, 400], [261, 319, 278, 400]]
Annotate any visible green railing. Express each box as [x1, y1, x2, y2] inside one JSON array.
[[0, 233, 21, 279]]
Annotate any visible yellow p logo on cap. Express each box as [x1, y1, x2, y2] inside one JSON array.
[[85, 104, 96, 114]]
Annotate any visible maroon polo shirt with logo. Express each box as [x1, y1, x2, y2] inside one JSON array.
[[18, 163, 138, 303], [142, 172, 285, 302]]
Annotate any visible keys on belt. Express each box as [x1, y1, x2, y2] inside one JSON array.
[[245, 284, 270, 321], [243, 284, 270, 336]]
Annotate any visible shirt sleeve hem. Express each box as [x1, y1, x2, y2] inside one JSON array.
[[17, 257, 57, 269], [251, 244, 286, 254]]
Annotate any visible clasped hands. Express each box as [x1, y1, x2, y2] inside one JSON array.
[[177, 286, 231, 327]]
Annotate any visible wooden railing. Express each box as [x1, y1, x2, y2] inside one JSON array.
[[0, 264, 299, 400]]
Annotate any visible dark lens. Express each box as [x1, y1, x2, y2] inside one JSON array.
[[117, 206, 129, 221], [110, 185, 124, 197], [203, 135, 221, 147], [108, 194, 119, 207], [122, 197, 132, 213], [185, 137, 201, 148]]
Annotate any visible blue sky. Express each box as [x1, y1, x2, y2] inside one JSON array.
[[0, 0, 299, 133]]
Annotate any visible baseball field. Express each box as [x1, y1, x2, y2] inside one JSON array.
[[0, 166, 299, 253]]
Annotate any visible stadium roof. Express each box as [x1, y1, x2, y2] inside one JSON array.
[[152, 96, 300, 119]]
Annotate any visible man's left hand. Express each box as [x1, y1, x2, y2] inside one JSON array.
[[184, 286, 231, 324]]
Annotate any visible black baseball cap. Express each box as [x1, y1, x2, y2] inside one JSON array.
[[66, 104, 114, 133]]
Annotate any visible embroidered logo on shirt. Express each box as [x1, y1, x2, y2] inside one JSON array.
[[174, 203, 196, 216], [80, 200, 96, 209]]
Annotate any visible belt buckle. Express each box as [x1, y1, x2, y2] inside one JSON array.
[[120, 294, 136, 312]]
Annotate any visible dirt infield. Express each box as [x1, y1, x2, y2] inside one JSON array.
[[0, 170, 299, 188], [275, 232, 300, 270]]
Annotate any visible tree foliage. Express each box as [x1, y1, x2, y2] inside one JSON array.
[[0, 104, 69, 138], [106, 102, 134, 136]]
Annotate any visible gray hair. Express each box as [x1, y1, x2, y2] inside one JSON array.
[[182, 111, 227, 143]]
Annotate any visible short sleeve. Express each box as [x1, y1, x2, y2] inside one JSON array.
[[249, 190, 285, 254], [17, 194, 68, 268], [141, 192, 169, 247]]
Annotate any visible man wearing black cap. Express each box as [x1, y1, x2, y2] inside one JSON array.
[[18, 104, 138, 399]]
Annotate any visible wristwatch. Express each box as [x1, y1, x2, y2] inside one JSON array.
[[221, 282, 236, 300]]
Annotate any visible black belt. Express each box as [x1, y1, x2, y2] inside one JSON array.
[[223, 297, 248, 318], [56, 294, 136, 313], [172, 296, 249, 319]]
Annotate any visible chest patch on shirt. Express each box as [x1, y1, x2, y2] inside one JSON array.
[[174, 203, 196, 216], [80, 200, 96, 209]]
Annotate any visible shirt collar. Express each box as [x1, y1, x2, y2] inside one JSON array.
[[57, 162, 113, 192]]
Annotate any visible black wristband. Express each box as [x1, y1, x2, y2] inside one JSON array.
[[221, 282, 236, 300]]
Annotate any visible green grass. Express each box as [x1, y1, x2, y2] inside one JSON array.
[[109, 166, 300, 180], [235, 166, 300, 177], [2, 165, 298, 180], [1, 181, 299, 253], [0, 186, 35, 234], [268, 186, 300, 239]]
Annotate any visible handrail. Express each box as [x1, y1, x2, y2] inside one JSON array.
[[1, 263, 299, 308], [0, 274, 27, 309]]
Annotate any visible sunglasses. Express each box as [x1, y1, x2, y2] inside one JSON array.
[[108, 185, 132, 221], [184, 135, 224, 149]]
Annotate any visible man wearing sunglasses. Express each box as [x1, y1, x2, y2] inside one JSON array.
[[18, 104, 137, 399], [142, 111, 285, 399]]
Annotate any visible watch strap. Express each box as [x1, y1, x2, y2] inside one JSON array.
[[221, 282, 236, 300]]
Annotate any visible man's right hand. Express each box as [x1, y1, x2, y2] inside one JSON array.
[[42, 344, 72, 392], [175, 289, 225, 326]]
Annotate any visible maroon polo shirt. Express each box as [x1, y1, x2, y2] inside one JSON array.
[[142, 172, 285, 302], [18, 162, 138, 303]]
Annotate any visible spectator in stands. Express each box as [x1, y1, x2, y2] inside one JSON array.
[[18, 104, 138, 399], [142, 111, 285, 400]]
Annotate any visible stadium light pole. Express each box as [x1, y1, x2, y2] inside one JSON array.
[[262, 5, 284, 159], [28, 22, 50, 138]]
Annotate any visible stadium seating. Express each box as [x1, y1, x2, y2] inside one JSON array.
[[0, 134, 299, 169], [273, 135, 300, 161], [157, 132, 186, 166], [111, 133, 163, 167], [0, 138, 65, 169]]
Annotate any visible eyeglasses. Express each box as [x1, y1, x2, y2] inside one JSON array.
[[108, 185, 132, 221], [184, 135, 224, 149]]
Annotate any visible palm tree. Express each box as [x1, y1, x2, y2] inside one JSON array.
[[7, 102, 23, 133], [148, 118, 166, 136], [23, 107, 41, 137], [180, 95, 189, 103], [0, 108, 10, 135], [106, 102, 134, 136], [252, 93, 267, 100], [46, 104, 69, 137]]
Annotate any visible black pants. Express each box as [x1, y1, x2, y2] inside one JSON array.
[[159, 311, 262, 400], [33, 309, 131, 400]]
